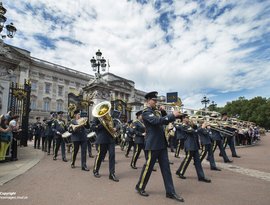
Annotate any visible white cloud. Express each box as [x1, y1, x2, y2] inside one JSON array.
[[3, 0, 270, 109]]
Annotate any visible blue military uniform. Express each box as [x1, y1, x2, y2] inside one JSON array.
[[52, 115, 67, 161], [33, 117, 42, 149], [91, 117, 118, 180], [130, 114, 146, 169], [70, 117, 88, 170], [44, 118, 55, 155], [174, 122, 186, 158], [197, 126, 219, 170], [210, 128, 232, 162], [125, 121, 135, 157], [136, 106, 177, 195], [176, 123, 210, 182]]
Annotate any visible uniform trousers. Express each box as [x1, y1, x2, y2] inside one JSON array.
[[54, 137, 66, 159], [125, 141, 134, 156], [175, 139, 185, 157], [93, 143, 115, 174], [136, 149, 175, 194], [131, 143, 145, 167], [41, 136, 47, 151], [200, 144, 216, 168], [176, 150, 205, 179], [46, 135, 54, 154], [223, 136, 237, 156], [34, 134, 41, 149], [71, 141, 87, 167], [212, 140, 230, 162]]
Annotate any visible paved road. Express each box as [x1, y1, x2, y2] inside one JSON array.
[[0, 134, 270, 205]]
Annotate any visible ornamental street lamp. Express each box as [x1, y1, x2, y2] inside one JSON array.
[[201, 95, 210, 109], [209, 100, 217, 111], [0, 2, 17, 39], [90, 49, 107, 79]]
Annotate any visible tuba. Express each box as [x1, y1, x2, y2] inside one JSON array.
[[92, 101, 117, 138]]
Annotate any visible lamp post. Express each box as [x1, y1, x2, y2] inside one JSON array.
[[90, 49, 107, 79], [0, 2, 17, 39], [209, 100, 217, 111], [201, 95, 210, 109]]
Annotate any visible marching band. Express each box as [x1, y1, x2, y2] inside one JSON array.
[[5, 91, 261, 203]]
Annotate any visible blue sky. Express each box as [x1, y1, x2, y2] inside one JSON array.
[[3, 0, 270, 109]]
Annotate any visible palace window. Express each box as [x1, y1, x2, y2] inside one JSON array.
[[58, 86, 64, 96], [43, 99, 51, 111], [56, 100, 63, 112], [30, 99, 37, 110], [45, 83, 51, 94]]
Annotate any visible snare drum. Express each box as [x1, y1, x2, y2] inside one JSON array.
[[62, 131, 72, 144], [87, 132, 96, 143]]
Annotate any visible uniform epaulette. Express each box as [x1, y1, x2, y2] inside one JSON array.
[[142, 107, 149, 113]]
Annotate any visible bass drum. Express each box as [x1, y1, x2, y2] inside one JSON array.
[[87, 132, 96, 143], [62, 131, 72, 144]]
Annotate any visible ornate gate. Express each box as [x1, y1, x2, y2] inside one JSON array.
[[8, 80, 31, 146]]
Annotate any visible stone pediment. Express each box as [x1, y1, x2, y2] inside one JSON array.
[[0, 41, 31, 62]]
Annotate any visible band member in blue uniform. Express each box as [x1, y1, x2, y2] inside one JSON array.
[[70, 110, 89, 171], [130, 110, 146, 169], [45, 112, 56, 155], [52, 111, 67, 162], [174, 119, 185, 158], [125, 120, 134, 158], [221, 112, 241, 158], [198, 121, 221, 171], [175, 114, 211, 183], [210, 127, 233, 163], [135, 91, 184, 202], [33, 117, 42, 149], [91, 112, 119, 182]]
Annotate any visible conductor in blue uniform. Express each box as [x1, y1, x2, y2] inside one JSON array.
[[135, 91, 184, 202]]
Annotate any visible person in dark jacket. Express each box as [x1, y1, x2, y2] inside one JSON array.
[[69, 110, 89, 171], [33, 117, 42, 149], [198, 121, 221, 171], [130, 110, 146, 169], [52, 111, 67, 162], [91, 107, 119, 182], [175, 114, 211, 183], [174, 119, 185, 158], [135, 91, 184, 202], [125, 120, 134, 158]]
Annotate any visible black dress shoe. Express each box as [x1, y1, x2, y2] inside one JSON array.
[[62, 158, 68, 162], [135, 186, 149, 197], [174, 155, 180, 158], [169, 161, 174, 165], [82, 166, 90, 171], [166, 193, 184, 202], [53, 157, 57, 160], [71, 164, 75, 168], [93, 172, 101, 178], [198, 177, 211, 183], [224, 159, 233, 163], [232, 155, 241, 158], [176, 171, 186, 179], [109, 173, 119, 182], [152, 167, 157, 172], [211, 167, 221, 171], [89, 154, 94, 158], [131, 165, 137, 169]]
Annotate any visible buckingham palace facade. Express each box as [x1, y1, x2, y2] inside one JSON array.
[[0, 42, 146, 123]]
